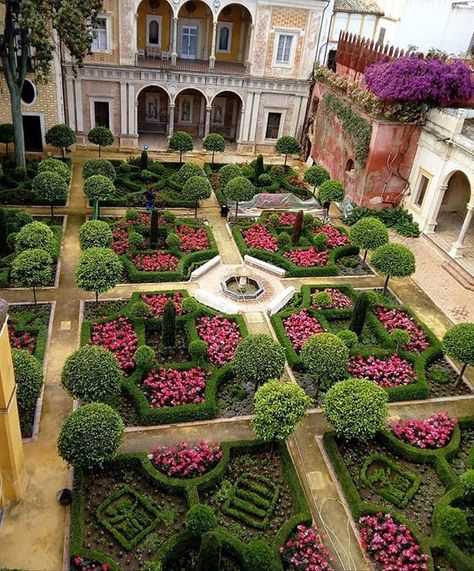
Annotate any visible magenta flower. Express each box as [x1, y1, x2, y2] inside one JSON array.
[[283, 310, 324, 352], [143, 367, 209, 407], [133, 251, 179, 271], [196, 315, 241, 366], [374, 306, 429, 354], [312, 288, 353, 310], [348, 354, 416, 388], [151, 440, 223, 478], [176, 225, 209, 253], [313, 225, 350, 248], [141, 292, 184, 316], [280, 524, 334, 571], [242, 224, 278, 252], [389, 412, 456, 449], [90, 317, 137, 374], [284, 248, 329, 267]]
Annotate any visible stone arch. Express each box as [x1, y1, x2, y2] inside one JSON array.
[[137, 85, 171, 141], [174, 87, 209, 137], [210, 89, 244, 106], [217, 2, 255, 25], [208, 89, 243, 141], [174, 85, 210, 106]]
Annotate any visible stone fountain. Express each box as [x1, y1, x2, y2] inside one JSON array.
[[221, 263, 264, 301]]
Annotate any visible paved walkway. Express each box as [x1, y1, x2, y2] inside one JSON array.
[[0, 150, 473, 570]]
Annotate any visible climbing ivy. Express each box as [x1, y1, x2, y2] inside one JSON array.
[[323, 93, 372, 167]]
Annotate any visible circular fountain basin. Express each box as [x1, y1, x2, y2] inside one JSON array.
[[221, 276, 265, 300]]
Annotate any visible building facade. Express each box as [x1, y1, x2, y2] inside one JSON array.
[[64, 0, 327, 153]]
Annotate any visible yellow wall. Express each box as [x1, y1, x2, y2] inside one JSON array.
[[137, 0, 172, 52], [84, 0, 120, 65], [215, 5, 250, 63]]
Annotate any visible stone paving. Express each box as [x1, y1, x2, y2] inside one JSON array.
[[0, 150, 473, 571]]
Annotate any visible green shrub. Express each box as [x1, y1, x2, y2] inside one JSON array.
[[304, 165, 330, 191], [177, 162, 206, 185], [232, 334, 285, 389], [437, 506, 468, 537], [428, 366, 450, 385], [277, 232, 291, 249], [185, 504, 218, 537], [189, 339, 208, 362], [313, 291, 332, 308], [323, 378, 388, 441], [442, 323, 474, 387], [83, 174, 115, 203], [61, 345, 121, 403], [32, 171, 68, 218], [365, 290, 386, 309], [217, 164, 242, 188], [150, 208, 160, 248], [57, 403, 124, 471], [0, 209, 7, 254], [303, 213, 315, 227], [390, 328, 410, 351], [88, 126, 114, 156], [79, 220, 113, 250], [162, 300, 176, 349], [270, 165, 285, 178], [11, 248, 53, 305], [15, 221, 55, 256], [244, 540, 281, 571], [134, 345, 156, 373], [5, 208, 33, 233], [371, 243, 416, 294], [337, 329, 358, 349], [45, 124, 76, 157], [169, 131, 193, 163], [182, 176, 212, 218], [125, 209, 140, 221], [197, 530, 222, 571], [166, 232, 180, 253], [460, 469, 474, 498], [11, 349, 44, 409], [128, 300, 150, 319], [318, 180, 345, 205], [203, 133, 226, 165], [182, 297, 199, 314], [129, 231, 144, 249], [313, 232, 328, 251], [140, 150, 148, 170], [37, 157, 70, 182], [275, 136, 300, 166], [349, 292, 369, 337], [82, 159, 116, 181], [75, 247, 122, 305], [258, 173, 273, 186], [350, 217, 388, 262]]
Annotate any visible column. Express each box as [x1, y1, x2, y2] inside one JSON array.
[[246, 24, 255, 72], [74, 79, 83, 132], [120, 82, 127, 135], [204, 106, 212, 137], [65, 76, 76, 131], [425, 184, 448, 233], [249, 92, 260, 142], [171, 17, 178, 66], [237, 107, 246, 142], [0, 301, 27, 502], [209, 20, 217, 70], [238, 18, 245, 62], [168, 104, 176, 136], [199, 98, 206, 138], [449, 203, 474, 258], [128, 83, 136, 135]]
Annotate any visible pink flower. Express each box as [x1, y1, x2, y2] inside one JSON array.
[[8, 326, 36, 353], [278, 213, 298, 226], [348, 354, 416, 388], [280, 524, 334, 571], [312, 288, 353, 310], [313, 225, 350, 248], [141, 292, 184, 316], [176, 225, 209, 253], [196, 316, 241, 366], [112, 227, 129, 255], [389, 412, 456, 449], [374, 306, 429, 354], [283, 310, 324, 352], [90, 317, 137, 375], [242, 224, 278, 252], [151, 440, 223, 478], [284, 248, 329, 267], [143, 367, 209, 407], [133, 252, 179, 271]]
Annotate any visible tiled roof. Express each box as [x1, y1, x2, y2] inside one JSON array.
[[334, 0, 384, 15]]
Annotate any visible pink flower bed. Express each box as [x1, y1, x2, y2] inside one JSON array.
[[374, 306, 429, 354], [196, 316, 241, 366], [312, 288, 354, 310], [280, 524, 334, 571], [177, 225, 209, 253], [313, 225, 350, 248], [90, 317, 137, 374], [141, 292, 184, 316], [151, 440, 223, 478], [283, 310, 324, 352], [9, 326, 36, 353], [71, 557, 110, 571], [359, 513, 429, 571], [242, 224, 278, 252], [133, 252, 179, 271], [119, 213, 152, 227], [112, 227, 129, 255], [390, 412, 457, 449], [284, 248, 329, 267], [143, 367, 209, 407], [278, 213, 297, 226], [348, 354, 416, 388]]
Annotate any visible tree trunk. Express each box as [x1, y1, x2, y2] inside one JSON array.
[[98, 145, 102, 158], [212, 151, 215, 165], [194, 201, 198, 220], [235, 200, 238, 220], [363, 249, 368, 263], [284, 154, 288, 167], [382, 274, 390, 295], [32, 286, 37, 308], [95, 291, 99, 309], [9, 86, 26, 169], [6, 142, 9, 157], [454, 363, 467, 390], [179, 150, 183, 165]]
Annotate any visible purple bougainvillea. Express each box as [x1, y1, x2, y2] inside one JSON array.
[[365, 57, 473, 104]]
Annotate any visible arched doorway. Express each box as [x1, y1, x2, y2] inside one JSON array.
[[175, 88, 207, 137], [137, 86, 170, 148], [215, 4, 252, 68], [177, 1, 213, 61], [136, 0, 173, 61], [210, 91, 242, 141]]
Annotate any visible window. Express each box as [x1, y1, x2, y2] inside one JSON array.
[[21, 79, 36, 105], [275, 33, 294, 65], [265, 112, 282, 140], [92, 17, 108, 51], [147, 15, 162, 47], [217, 23, 232, 53], [94, 101, 110, 129], [414, 173, 430, 207], [377, 27, 386, 45]]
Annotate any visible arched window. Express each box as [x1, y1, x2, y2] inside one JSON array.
[[217, 23, 232, 53], [149, 20, 159, 45]]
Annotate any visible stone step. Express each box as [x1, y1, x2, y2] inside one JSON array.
[[442, 260, 474, 291]]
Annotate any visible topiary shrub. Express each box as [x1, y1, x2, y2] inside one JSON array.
[[11, 348, 44, 410], [129, 231, 144, 249], [350, 217, 389, 263], [217, 164, 242, 188], [88, 126, 114, 157], [277, 231, 291, 249], [177, 162, 206, 185], [45, 124, 76, 157], [254, 154, 264, 180], [442, 323, 474, 388], [57, 403, 124, 471], [304, 164, 330, 194], [128, 300, 150, 320], [189, 339, 208, 363], [161, 300, 176, 349], [15, 221, 55, 256], [185, 504, 218, 537], [150, 208, 160, 248], [197, 530, 222, 571], [390, 328, 410, 351], [169, 131, 193, 164], [317, 180, 345, 206], [460, 469, 474, 498], [75, 247, 122, 307], [349, 292, 369, 338], [140, 150, 148, 171], [61, 345, 121, 403], [134, 345, 155, 373], [182, 297, 199, 314], [244, 540, 281, 571], [232, 334, 285, 389], [82, 159, 116, 182], [37, 157, 71, 182], [303, 213, 315, 228], [313, 291, 332, 308], [182, 176, 212, 219], [337, 329, 358, 349], [437, 506, 469, 537], [165, 232, 180, 254], [125, 209, 140, 221], [300, 332, 349, 399], [323, 378, 388, 441], [83, 174, 115, 204], [11, 248, 53, 306], [371, 243, 416, 295], [203, 133, 226, 165], [313, 232, 329, 251], [32, 170, 68, 218], [291, 210, 304, 245], [275, 136, 300, 167], [224, 176, 255, 219], [79, 220, 113, 250]]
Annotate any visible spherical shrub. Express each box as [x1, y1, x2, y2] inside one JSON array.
[[224, 176, 255, 203], [313, 232, 329, 251], [11, 248, 52, 290], [82, 159, 116, 181], [437, 505, 469, 537], [460, 469, 474, 497], [11, 349, 44, 409], [258, 173, 273, 186], [244, 540, 281, 571], [128, 300, 150, 319], [15, 221, 55, 256], [75, 247, 122, 295], [79, 220, 113, 250], [390, 328, 410, 348], [217, 164, 242, 188], [134, 345, 155, 372], [88, 126, 114, 150], [163, 211, 176, 223], [318, 180, 345, 204], [129, 231, 144, 249], [371, 243, 416, 278], [125, 209, 140, 221], [277, 231, 291, 249], [270, 164, 285, 178], [189, 339, 208, 362], [313, 291, 332, 308], [83, 174, 115, 202], [303, 213, 315, 228], [57, 403, 124, 471], [300, 332, 349, 388], [275, 136, 300, 162], [45, 123, 76, 151], [166, 232, 181, 251], [37, 158, 71, 182], [203, 132, 226, 158], [61, 345, 121, 403], [182, 297, 199, 314], [268, 213, 280, 225], [350, 216, 388, 256], [232, 334, 285, 388], [365, 290, 386, 309], [337, 329, 359, 349], [323, 378, 388, 441], [169, 131, 193, 156], [185, 504, 218, 536], [442, 323, 474, 371], [304, 165, 330, 188], [177, 162, 206, 185], [32, 170, 68, 205]]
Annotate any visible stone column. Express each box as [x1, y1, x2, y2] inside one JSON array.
[[0, 300, 27, 503], [425, 184, 448, 233], [74, 79, 83, 132], [237, 107, 246, 143], [171, 17, 178, 66], [128, 83, 136, 135], [449, 203, 474, 258], [209, 21, 218, 70], [238, 18, 246, 62], [120, 82, 128, 135], [168, 104, 176, 136], [246, 24, 255, 72], [204, 106, 212, 137]]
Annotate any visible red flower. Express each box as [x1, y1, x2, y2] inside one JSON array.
[[8, 326, 36, 353], [374, 306, 429, 354], [284, 248, 329, 267], [348, 354, 416, 388], [196, 316, 241, 366], [313, 225, 350, 248], [283, 310, 324, 352], [176, 225, 209, 253], [133, 252, 179, 271], [141, 292, 184, 316], [112, 227, 129, 255], [312, 288, 353, 310], [390, 412, 457, 449], [242, 224, 278, 252], [90, 317, 138, 374], [151, 440, 223, 478], [144, 367, 209, 407], [280, 524, 334, 571]]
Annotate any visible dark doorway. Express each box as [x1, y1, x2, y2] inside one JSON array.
[[22, 115, 43, 152]]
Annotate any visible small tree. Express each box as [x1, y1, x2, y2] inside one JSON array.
[[185, 504, 218, 536], [79, 220, 113, 250], [350, 217, 389, 263], [291, 210, 304, 245], [140, 150, 148, 170], [11, 248, 52, 306], [37, 157, 71, 182], [224, 176, 255, 219], [203, 133, 226, 165], [232, 334, 285, 389], [83, 174, 115, 219], [197, 531, 221, 571], [61, 345, 121, 403], [0, 123, 15, 157], [88, 126, 114, 157], [323, 378, 388, 441], [32, 171, 68, 219], [349, 292, 369, 338], [217, 163, 242, 188], [11, 349, 44, 410], [150, 208, 160, 248], [371, 243, 416, 295], [57, 403, 124, 471], [134, 345, 156, 373], [300, 332, 349, 400], [15, 221, 55, 257], [275, 136, 300, 167], [82, 159, 116, 181], [45, 124, 76, 158], [169, 131, 194, 164], [390, 328, 410, 352], [252, 380, 311, 456], [460, 469, 474, 499], [162, 300, 177, 350], [304, 165, 330, 195], [317, 180, 345, 210], [442, 323, 474, 388], [177, 162, 206, 185], [183, 176, 212, 219], [75, 247, 122, 308], [254, 154, 265, 180]]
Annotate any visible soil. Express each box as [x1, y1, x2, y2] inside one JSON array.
[[146, 327, 191, 364], [84, 300, 128, 321], [450, 500, 474, 556], [336, 255, 373, 276], [450, 426, 474, 477], [426, 358, 473, 398], [117, 390, 141, 427], [293, 371, 324, 407], [217, 375, 255, 418]]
